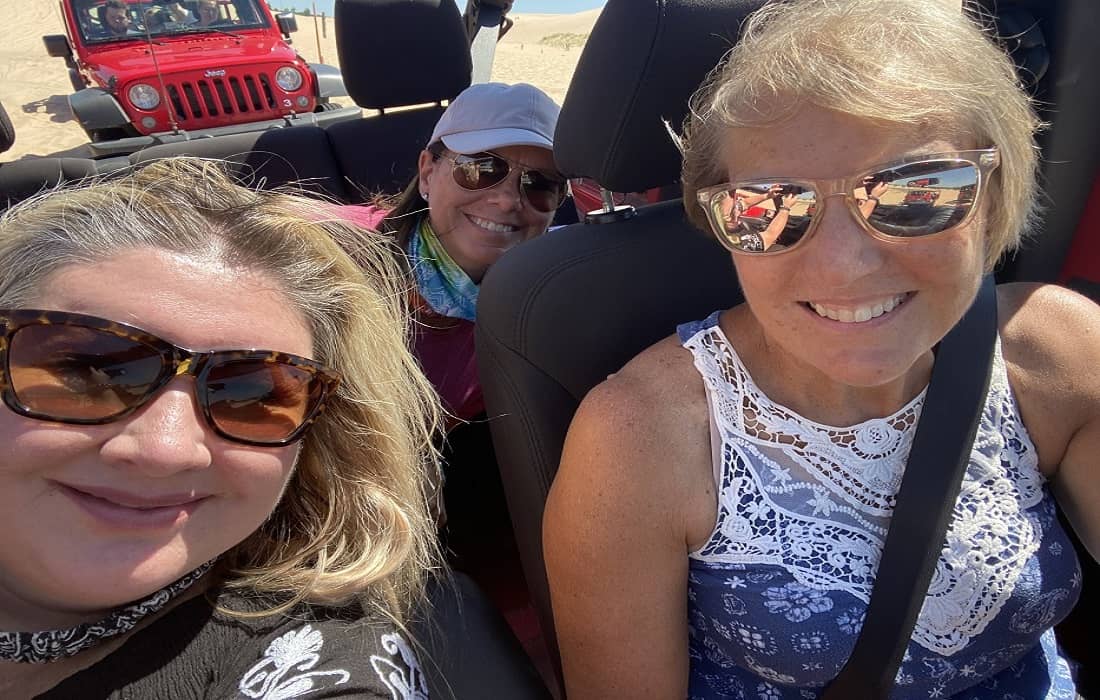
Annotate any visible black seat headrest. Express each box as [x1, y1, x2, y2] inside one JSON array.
[[554, 0, 765, 193], [335, 0, 472, 109]]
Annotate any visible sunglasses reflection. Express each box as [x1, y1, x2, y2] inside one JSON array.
[[5, 319, 324, 443], [435, 145, 568, 213], [721, 160, 981, 253], [205, 362, 313, 441], [723, 185, 800, 252], [11, 326, 164, 417]]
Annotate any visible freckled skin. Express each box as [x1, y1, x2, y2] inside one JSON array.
[[720, 106, 985, 423]]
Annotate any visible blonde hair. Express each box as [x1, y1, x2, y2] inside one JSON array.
[[0, 158, 443, 622], [681, 0, 1042, 269]]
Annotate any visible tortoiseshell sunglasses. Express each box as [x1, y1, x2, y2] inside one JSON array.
[[695, 148, 1000, 255], [0, 309, 340, 447]]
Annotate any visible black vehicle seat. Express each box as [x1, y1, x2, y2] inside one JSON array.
[[128, 127, 352, 201], [0, 99, 98, 210], [475, 0, 764, 689], [328, 0, 472, 200]]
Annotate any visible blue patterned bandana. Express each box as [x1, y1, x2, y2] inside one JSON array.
[[406, 216, 479, 321]]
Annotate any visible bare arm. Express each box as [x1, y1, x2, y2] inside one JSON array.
[[1000, 283, 1100, 561], [544, 339, 713, 697], [858, 179, 889, 218], [759, 193, 798, 249], [737, 184, 784, 211]]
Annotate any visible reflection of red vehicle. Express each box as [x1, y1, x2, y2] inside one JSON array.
[[907, 177, 940, 187], [903, 189, 940, 204]]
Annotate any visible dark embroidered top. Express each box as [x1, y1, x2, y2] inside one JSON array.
[[36, 591, 428, 699]]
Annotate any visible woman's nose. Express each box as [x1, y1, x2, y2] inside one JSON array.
[[100, 378, 213, 476], [802, 195, 888, 277], [487, 174, 525, 211]]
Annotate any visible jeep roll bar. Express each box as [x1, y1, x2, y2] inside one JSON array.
[[463, 0, 513, 83]]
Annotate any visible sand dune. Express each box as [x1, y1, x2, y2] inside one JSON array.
[[0, 6, 600, 163]]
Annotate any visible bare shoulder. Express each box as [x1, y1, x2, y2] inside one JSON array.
[[569, 333, 708, 468], [544, 333, 714, 697], [997, 282, 1100, 471], [592, 333, 708, 426], [997, 282, 1100, 389], [552, 332, 714, 539]]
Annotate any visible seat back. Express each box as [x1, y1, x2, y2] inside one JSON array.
[[330, 0, 471, 200], [128, 127, 351, 200], [475, 0, 764, 686], [0, 99, 99, 210]]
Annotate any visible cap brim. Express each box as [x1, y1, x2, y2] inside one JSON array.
[[441, 127, 553, 154]]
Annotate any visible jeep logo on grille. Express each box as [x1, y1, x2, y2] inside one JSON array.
[[204, 69, 227, 78]]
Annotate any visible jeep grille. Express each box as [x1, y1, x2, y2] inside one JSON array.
[[162, 72, 282, 123]]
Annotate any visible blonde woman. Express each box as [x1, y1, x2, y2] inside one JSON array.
[[546, 1, 1097, 698], [0, 158, 442, 699]]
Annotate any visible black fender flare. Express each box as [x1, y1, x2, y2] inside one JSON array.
[[68, 88, 130, 132], [0, 99, 15, 153], [310, 63, 348, 100]]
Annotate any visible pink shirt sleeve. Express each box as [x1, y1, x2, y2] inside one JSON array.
[[329, 204, 391, 231]]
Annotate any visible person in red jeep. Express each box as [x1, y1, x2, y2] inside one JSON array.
[[101, 0, 135, 37], [196, 0, 220, 26]]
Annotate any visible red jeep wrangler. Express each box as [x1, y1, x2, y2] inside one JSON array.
[[42, 0, 360, 156]]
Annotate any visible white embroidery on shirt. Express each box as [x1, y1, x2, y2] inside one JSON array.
[[685, 326, 1045, 656], [238, 624, 351, 699], [370, 632, 429, 699]]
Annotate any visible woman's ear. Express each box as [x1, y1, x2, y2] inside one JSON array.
[[417, 150, 438, 199]]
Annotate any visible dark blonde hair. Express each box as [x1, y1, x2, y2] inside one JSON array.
[[0, 157, 443, 622], [681, 0, 1042, 269]]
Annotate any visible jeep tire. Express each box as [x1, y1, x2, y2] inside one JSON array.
[[68, 68, 86, 93]]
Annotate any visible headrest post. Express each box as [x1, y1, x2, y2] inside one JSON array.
[[584, 188, 636, 225], [600, 187, 616, 213]]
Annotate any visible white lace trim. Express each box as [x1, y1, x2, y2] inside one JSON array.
[[685, 322, 1046, 656], [238, 624, 351, 698]]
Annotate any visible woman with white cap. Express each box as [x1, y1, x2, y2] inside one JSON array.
[[339, 82, 565, 430]]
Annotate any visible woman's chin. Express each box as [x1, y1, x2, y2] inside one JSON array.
[[27, 552, 203, 618]]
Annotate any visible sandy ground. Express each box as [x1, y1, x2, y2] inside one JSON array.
[[0, 7, 599, 163]]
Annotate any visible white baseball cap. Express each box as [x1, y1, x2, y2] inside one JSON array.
[[430, 82, 560, 154]]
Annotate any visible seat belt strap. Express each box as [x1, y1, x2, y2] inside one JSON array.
[[822, 274, 998, 699]]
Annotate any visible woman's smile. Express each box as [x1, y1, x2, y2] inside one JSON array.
[[804, 292, 913, 324], [466, 214, 519, 234], [53, 481, 209, 531]]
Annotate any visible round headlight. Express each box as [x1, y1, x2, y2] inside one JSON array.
[[275, 67, 303, 92], [128, 83, 161, 111]]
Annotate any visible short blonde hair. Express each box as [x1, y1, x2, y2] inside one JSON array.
[[0, 158, 442, 622], [681, 0, 1042, 269]]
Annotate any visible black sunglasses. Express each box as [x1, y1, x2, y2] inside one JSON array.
[[696, 148, 1000, 255], [429, 142, 568, 213], [0, 309, 340, 447]]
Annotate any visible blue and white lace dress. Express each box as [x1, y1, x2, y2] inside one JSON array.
[[680, 313, 1081, 700]]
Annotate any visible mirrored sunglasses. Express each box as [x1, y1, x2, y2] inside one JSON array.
[[696, 148, 1000, 255], [0, 309, 340, 447], [429, 143, 568, 213]]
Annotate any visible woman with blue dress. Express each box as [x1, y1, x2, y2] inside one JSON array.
[[544, 1, 1098, 697]]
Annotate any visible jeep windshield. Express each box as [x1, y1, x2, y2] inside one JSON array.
[[74, 0, 270, 45]]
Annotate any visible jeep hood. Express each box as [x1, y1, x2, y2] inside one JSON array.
[[85, 36, 301, 83]]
